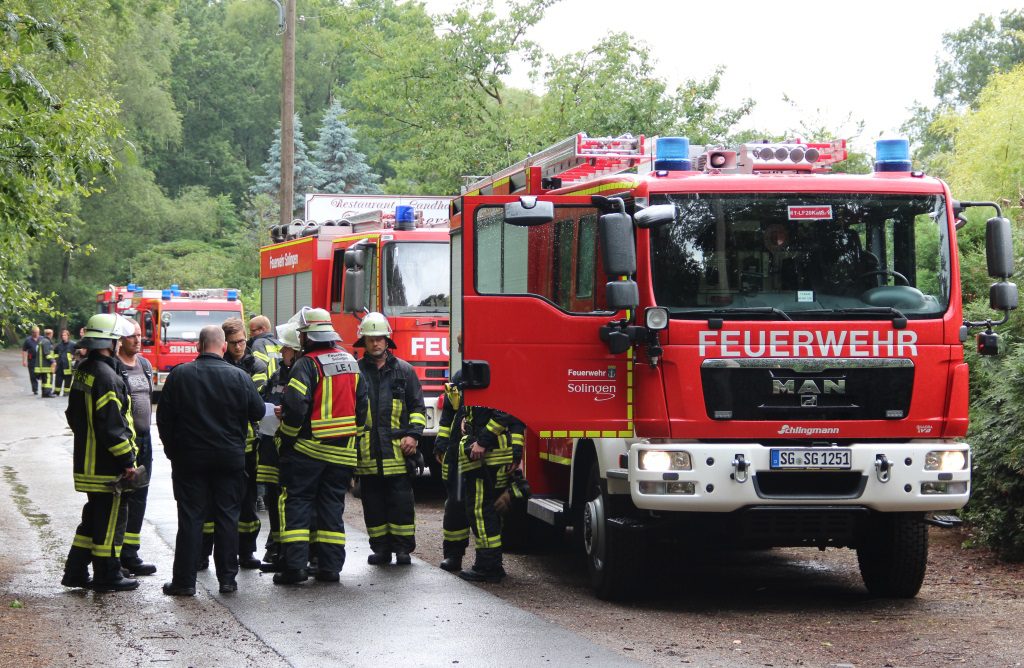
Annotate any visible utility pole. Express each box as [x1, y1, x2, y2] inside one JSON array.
[[279, 0, 296, 229]]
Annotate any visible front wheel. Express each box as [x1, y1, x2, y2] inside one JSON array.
[[856, 512, 928, 598], [583, 461, 642, 600]]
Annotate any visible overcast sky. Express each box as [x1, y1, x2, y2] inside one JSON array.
[[423, 0, 1020, 152]]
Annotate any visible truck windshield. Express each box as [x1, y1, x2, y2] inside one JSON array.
[[163, 309, 239, 341], [383, 241, 450, 316], [648, 193, 950, 320]]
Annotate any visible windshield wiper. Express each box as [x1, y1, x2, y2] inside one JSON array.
[[813, 307, 909, 327], [675, 307, 793, 321]]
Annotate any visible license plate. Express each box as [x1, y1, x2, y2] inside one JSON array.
[[770, 448, 851, 470]]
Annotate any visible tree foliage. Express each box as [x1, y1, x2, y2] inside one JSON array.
[[250, 114, 324, 214], [311, 100, 380, 194]]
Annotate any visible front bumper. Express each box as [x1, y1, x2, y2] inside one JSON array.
[[615, 441, 970, 513]]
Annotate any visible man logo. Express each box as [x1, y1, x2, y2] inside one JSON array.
[[772, 378, 846, 395]]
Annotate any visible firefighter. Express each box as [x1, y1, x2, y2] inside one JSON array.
[[199, 318, 268, 570], [35, 327, 55, 397], [53, 329, 76, 397], [257, 319, 302, 571], [458, 407, 524, 583], [116, 318, 157, 577], [20, 325, 40, 394], [274, 308, 367, 585], [249, 314, 283, 514], [434, 368, 469, 572], [61, 313, 140, 592], [355, 312, 426, 566]]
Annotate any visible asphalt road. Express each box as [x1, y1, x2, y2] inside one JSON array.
[[0, 351, 636, 667]]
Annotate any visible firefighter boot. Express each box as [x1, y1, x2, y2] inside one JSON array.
[[458, 548, 506, 583], [121, 554, 157, 576], [92, 558, 140, 592], [439, 544, 464, 572], [367, 551, 392, 566], [61, 546, 93, 588], [272, 568, 308, 585]]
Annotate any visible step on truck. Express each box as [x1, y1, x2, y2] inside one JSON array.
[[449, 133, 1017, 599]]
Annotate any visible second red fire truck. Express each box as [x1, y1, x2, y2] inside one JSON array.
[[450, 133, 1017, 599], [260, 194, 454, 461]]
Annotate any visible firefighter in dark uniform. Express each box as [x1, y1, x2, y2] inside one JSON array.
[[199, 318, 268, 570], [274, 308, 367, 585], [35, 328, 55, 397], [258, 319, 302, 570], [53, 329, 76, 397], [249, 314, 283, 514], [21, 325, 40, 394], [61, 313, 140, 592], [355, 312, 426, 566], [434, 368, 470, 572], [458, 406, 524, 582]]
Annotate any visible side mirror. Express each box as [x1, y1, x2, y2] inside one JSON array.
[[160, 312, 171, 327], [599, 213, 636, 276], [605, 280, 639, 311], [344, 248, 365, 270], [634, 204, 676, 229], [343, 268, 366, 313], [985, 216, 1014, 278], [990, 281, 1018, 311], [503, 197, 554, 227]]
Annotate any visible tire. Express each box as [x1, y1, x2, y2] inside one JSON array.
[[583, 461, 641, 600], [856, 512, 928, 598]]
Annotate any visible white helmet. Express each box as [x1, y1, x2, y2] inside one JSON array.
[[354, 312, 396, 349], [79, 313, 135, 350], [275, 321, 302, 351]]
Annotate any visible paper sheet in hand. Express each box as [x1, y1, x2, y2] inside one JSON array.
[[260, 403, 280, 436]]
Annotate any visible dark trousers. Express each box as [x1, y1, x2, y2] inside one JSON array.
[[201, 450, 260, 558], [278, 449, 351, 574], [256, 434, 280, 550], [171, 462, 245, 587], [27, 363, 38, 393], [121, 432, 152, 564], [442, 446, 469, 558], [65, 489, 130, 569], [35, 369, 52, 396], [361, 473, 416, 555], [464, 465, 504, 570], [54, 369, 72, 395]]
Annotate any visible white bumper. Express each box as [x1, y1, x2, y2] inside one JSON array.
[[617, 441, 970, 513]]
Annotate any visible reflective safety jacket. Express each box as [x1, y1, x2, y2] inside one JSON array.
[[280, 345, 367, 467], [356, 353, 426, 476], [250, 332, 283, 379], [434, 370, 464, 482], [232, 351, 268, 453], [66, 353, 137, 493], [54, 340, 77, 376], [458, 406, 525, 474], [34, 336, 54, 373]]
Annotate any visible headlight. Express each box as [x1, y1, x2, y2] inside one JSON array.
[[924, 450, 967, 471], [639, 450, 692, 471]]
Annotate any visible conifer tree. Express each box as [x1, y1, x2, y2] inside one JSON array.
[[311, 101, 380, 194], [250, 114, 324, 213]]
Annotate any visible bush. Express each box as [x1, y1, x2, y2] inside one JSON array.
[[962, 336, 1024, 560]]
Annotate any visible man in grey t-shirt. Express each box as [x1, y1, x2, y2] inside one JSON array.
[[117, 318, 157, 577]]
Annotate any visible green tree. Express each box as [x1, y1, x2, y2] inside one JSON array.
[[311, 100, 380, 194], [0, 7, 122, 332], [251, 114, 324, 214]]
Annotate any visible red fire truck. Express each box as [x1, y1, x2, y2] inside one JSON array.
[[99, 284, 245, 393], [260, 194, 454, 458], [450, 133, 1017, 599]]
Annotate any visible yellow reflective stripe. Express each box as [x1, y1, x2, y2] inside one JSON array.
[[485, 419, 506, 435], [123, 532, 141, 546], [109, 439, 132, 457], [437, 425, 451, 438], [238, 520, 262, 533], [294, 438, 357, 466], [202, 522, 215, 534], [510, 434, 524, 447], [72, 534, 93, 549], [252, 372, 268, 384], [94, 390, 120, 412], [408, 412, 426, 427], [443, 528, 470, 542], [388, 523, 416, 537], [539, 451, 572, 466], [288, 377, 308, 394], [278, 529, 310, 543], [366, 524, 388, 538], [279, 422, 300, 437], [314, 530, 346, 545]]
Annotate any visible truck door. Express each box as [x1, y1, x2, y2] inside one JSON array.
[[456, 195, 635, 438]]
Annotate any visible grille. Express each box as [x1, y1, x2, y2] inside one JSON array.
[[753, 471, 866, 498]]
